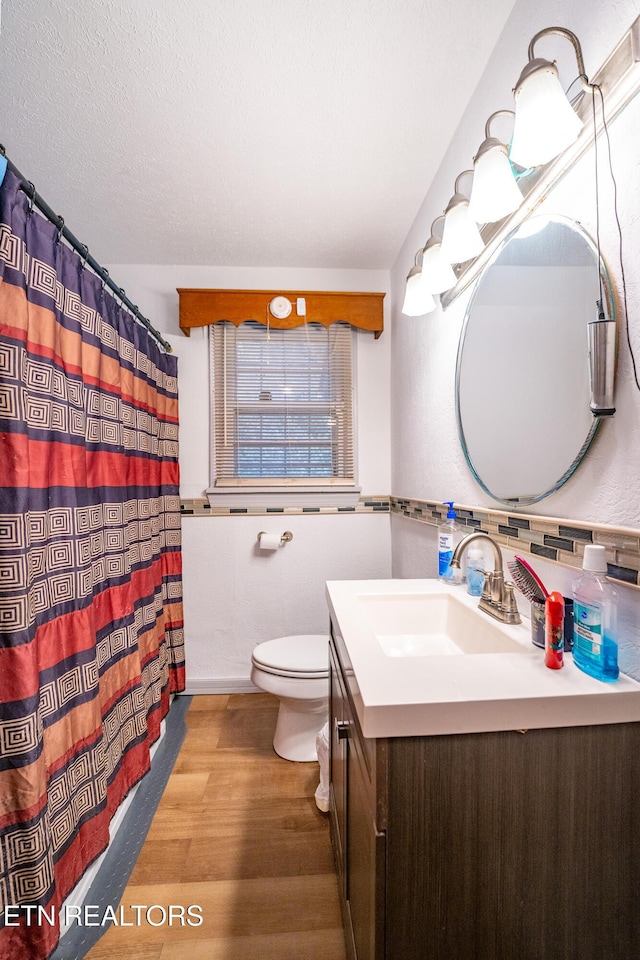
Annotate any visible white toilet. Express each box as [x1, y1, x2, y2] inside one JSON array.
[[250, 634, 329, 762]]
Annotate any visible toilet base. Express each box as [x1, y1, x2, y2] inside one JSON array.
[[273, 695, 328, 762]]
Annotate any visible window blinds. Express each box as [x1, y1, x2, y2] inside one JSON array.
[[211, 321, 355, 485]]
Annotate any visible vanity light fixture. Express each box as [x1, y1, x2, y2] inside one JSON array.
[[401, 18, 639, 320], [419, 217, 458, 294], [468, 111, 524, 224], [401, 250, 436, 317], [509, 27, 589, 169], [439, 16, 640, 310], [440, 171, 485, 264]]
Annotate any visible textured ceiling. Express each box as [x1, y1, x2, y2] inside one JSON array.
[[0, 0, 516, 268]]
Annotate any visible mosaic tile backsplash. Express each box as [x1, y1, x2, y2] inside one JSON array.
[[179, 494, 640, 590], [391, 497, 640, 590], [180, 496, 390, 517]]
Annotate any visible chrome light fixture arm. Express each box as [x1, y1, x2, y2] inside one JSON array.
[[527, 26, 589, 89], [475, 109, 516, 158]]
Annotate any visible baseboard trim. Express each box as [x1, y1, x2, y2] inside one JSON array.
[[180, 678, 261, 696]]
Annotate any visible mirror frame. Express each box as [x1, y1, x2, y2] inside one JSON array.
[[455, 214, 615, 506]]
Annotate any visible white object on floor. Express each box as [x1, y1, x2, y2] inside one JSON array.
[[250, 634, 329, 762], [314, 721, 330, 812]]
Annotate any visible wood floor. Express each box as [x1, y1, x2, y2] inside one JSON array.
[[86, 693, 347, 960]]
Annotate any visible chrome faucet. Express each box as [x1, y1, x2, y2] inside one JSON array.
[[449, 532, 521, 624]]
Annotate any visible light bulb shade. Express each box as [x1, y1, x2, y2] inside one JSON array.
[[402, 268, 436, 316], [441, 198, 485, 264], [509, 60, 583, 168], [420, 241, 458, 294], [468, 142, 523, 224]]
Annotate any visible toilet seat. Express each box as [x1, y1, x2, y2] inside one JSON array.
[[251, 634, 329, 680]]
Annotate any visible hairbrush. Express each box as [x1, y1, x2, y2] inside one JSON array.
[[507, 554, 549, 604]]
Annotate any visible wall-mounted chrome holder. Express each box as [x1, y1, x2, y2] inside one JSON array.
[[588, 310, 617, 416]]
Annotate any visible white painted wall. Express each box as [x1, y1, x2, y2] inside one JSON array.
[[389, 0, 640, 676], [182, 513, 391, 692], [106, 264, 392, 688]]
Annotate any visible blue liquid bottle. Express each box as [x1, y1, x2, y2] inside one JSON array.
[[572, 545, 619, 682]]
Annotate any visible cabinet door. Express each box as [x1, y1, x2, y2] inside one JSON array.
[[347, 736, 386, 960], [330, 637, 385, 960]]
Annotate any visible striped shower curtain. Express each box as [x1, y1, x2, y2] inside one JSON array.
[[0, 168, 185, 960]]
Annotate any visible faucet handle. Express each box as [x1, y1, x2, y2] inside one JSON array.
[[502, 582, 522, 623], [487, 568, 504, 606], [478, 569, 492, 602]]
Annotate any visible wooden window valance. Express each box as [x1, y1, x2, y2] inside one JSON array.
[[177, 289, 385, 338]]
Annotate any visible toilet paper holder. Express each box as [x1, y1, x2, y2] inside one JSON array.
[[257, 530, 294, 547]]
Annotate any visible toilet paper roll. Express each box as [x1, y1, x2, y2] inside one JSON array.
[[258, 532, 281, 551]]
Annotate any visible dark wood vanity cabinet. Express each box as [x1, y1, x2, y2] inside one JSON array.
[[328, 630, 640, 960]]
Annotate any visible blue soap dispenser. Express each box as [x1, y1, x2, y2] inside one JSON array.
[[438, 502, 461, 582]]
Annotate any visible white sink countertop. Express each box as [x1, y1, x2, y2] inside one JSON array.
[[325, 578, 640, 739]]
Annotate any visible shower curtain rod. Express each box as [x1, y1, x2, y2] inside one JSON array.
[[0, 145, 172, 353]]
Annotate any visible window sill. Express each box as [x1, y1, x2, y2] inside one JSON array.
[[206, 485, 362, 509]]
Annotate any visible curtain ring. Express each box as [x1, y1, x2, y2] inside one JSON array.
[[26, 182, 36, 216], [79, 244, 89, 270], [101, 268, 110, 290], [118, 287, 132, 314], [56, 216, 65, 242]]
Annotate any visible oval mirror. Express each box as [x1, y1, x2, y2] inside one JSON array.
[[455, 215, 614, 505]]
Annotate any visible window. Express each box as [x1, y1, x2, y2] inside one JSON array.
[[209, 321, 356, 498]]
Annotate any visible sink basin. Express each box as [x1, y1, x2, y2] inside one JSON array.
[[325, 579, 640, 739], [358, 591, 526, 657]]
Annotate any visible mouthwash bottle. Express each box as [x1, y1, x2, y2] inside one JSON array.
[[438, 502, 461, 583], [572, 545, 619, 682]]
